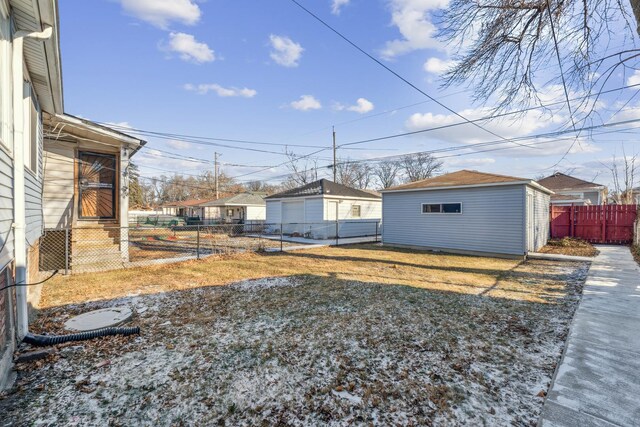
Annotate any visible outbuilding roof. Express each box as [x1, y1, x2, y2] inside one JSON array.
[[382, 170, 553, 194], [537, 172, 605, 191], [200, 193, 266, 207], [266, 179, 381, 200]]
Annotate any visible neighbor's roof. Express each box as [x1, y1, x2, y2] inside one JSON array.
[[163, 199, 213, 208], [266, 179, 381, 200], [550, 194, 584, 201], [537, 172, 605, 191], [382, 170, 553, 194], [200, 193, 266, 207]]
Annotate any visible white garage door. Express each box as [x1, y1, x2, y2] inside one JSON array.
[[282, 201, 304, 224]]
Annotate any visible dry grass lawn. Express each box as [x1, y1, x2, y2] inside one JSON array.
[[43, 244, 563, 308], [1, 244, 589, 426]]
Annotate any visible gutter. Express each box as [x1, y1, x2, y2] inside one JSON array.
[[12, 25, 53, 339]]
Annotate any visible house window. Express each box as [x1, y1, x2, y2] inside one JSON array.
[[422, 203, 462, 214], [351, 205, 361, 218], [227, 209, 234, 217]]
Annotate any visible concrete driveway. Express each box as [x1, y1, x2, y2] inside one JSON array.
[[540, 245, 640, 426]]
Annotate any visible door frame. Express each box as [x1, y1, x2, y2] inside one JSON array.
[[76, 151, 118, 220], [526, 191, 535, 252]]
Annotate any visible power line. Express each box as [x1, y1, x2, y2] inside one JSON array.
[[287, 0, 522, 147], [338, 82, 640, 148]]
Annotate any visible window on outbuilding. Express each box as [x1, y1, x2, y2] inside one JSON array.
[[422, 203, 462, 214], [351, 205, 361, 218]]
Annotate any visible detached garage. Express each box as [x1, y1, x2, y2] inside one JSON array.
[[381, 170, 552, 258], [265, 179, 382, 239]]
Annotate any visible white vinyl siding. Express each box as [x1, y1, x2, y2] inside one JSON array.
[[0, 147, 13, 270], [532, 189, 550, 251], [0, 12, 10, 151], [324, 198, 381, 221], [42, 143, 74, 228], [383, 185, 527, 256], [245, 206, 266, 221]]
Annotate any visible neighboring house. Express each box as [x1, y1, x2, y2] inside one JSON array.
[[41, 113, 145, 272], [161, 199, 212, 218], [200, 193, 266, 224], [265, 179, 381, 239], [537, 172, 606, 205], [381, 170, 552, 258]]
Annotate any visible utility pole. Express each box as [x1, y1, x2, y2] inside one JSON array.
[[332, 126, 337, 182], [214, 152, 219, 199]]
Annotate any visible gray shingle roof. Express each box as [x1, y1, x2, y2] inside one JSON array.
[[265, 179, 381, 200]]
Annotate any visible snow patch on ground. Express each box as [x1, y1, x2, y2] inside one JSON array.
[[1, 263, 588, 426], [232, 276, 301, 291]]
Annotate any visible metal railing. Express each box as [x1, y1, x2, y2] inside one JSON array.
[[38, 220, 381, 275]]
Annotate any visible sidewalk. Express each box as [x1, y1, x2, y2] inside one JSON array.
[[540, 246, 640, 426]]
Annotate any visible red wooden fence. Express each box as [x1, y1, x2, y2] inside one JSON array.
[[550, 205, 637, 244]]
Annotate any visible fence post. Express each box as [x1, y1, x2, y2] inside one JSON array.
[[335, 220, 339, 246], [196, 225, 201, 259], [570, 204, 575, 238], [375, 221, 379, 243], [64, 228, 69, 275], [280, 223, 283, 252]]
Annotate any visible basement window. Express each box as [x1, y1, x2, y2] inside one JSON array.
[[422, 203, 462, 214]]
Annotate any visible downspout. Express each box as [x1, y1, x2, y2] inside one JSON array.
[[12, 26, 53, 339]]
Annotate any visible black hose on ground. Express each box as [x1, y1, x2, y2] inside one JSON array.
[[23, 326, 140, 346]]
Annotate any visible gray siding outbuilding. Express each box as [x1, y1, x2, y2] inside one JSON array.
[[381, 170, 552, 257]]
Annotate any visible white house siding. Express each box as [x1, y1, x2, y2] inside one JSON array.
[[383, 185, 526, 256], [42, 143, 74, 228], [0, 148, 13, 271], [532, 189, 550, 251], [246, 206, 266, 222]]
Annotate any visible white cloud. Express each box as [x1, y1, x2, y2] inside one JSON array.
[[184, 83, 257, 98], [165, 32, 215, 64], [627, 70, 640, 86], [290, 95, 322, 111], [331, 0, 351, 15], [380, 0, 449, 60], [166, 139, 192, 150], [335, 98, 375, 114], [269, 35, 304, 67], [403, 106, 601, 157], [120, 0, 201, 28], [423, 57, 455, 74]]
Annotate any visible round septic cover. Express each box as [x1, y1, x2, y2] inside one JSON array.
[[64, 306, 133, 332]]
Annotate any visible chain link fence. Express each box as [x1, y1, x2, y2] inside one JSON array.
[[38, 221, 381, 275]]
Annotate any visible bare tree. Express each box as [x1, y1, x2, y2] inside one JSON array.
[[373, 159, 402, 189], [438, 0, 638, 116], [607, 149, 638, 204], [335, 159, 373, 189], [399, 153, 443, 183], [283, 149, 319, 189]]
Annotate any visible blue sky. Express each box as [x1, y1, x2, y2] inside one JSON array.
[[58, 0, 640, 188]]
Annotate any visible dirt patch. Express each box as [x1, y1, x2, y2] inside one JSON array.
[[538, 238, 598, 257], [0, 259, 587, 426]]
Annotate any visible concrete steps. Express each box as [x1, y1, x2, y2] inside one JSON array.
[[70, 226, 123, 273]]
